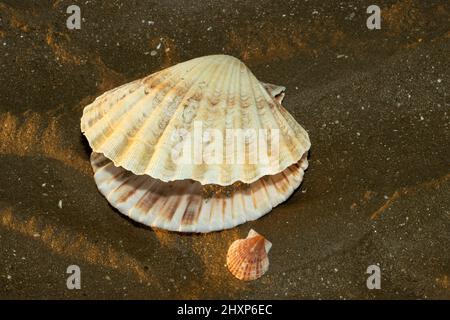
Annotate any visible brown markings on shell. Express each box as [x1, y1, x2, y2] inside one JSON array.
[[257, 98, 267, 109], [181, 194, 203, 226], [111, 168, 133, 182], [0, 111, 91, 174], [116, 176, 147, 204], [226, 231, 270, 281], [134, 186, 161, 216], [175, 83, 188, 98], [162, 161, 176, 176], [91, 152, 111, 169], [221, 197, 227, 221], [257, 178, 270, 207], [190, 90, 203, 102], [240, 95, 251, 109], [158, 183, 181, 222], [208, 94, 221, 106]]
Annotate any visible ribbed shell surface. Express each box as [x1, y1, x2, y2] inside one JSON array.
[[90, 152, 308, 233], [81, 55, 310, 186], [226, 229, 271, 280]]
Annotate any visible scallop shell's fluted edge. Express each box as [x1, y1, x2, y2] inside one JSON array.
[[81, 54, 311, 186], [261, 82, 285, 104], [226, 229, 271, 281], [90, 152, 308, 233]]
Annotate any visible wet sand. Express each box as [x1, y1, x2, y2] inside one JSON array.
[[0, 0, 449, 299]]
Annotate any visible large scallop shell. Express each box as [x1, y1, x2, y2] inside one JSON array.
[[226, 229, 271, 281], [81, 55, 310, 186], [91, 152, 308, 233]]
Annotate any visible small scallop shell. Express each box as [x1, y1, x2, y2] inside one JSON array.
[[81, 55, 310, 186], [90, 152, 308, 233], [226, 229, 272, 281]]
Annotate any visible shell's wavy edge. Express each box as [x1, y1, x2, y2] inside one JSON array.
[[90, 152, 308, 233], [226, 229, 271, 281], [261, 82, 285, 104], [81, 54, 311, 186]]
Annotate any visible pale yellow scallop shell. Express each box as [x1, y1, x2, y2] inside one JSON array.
[[81, 55, 310, 186], [90, 152, 308, 233], [226, 229, 271, 281]]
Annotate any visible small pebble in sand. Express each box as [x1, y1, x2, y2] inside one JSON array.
[[58, 200, 63, 209]]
